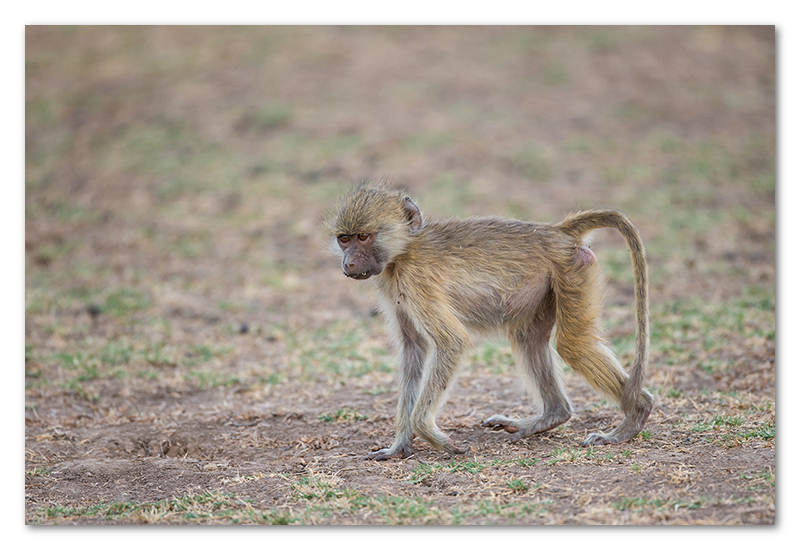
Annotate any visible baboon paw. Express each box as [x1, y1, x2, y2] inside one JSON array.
[[481, 416, 520, 434], [364, 447, 411, 461], [449, 444, 467, 455]]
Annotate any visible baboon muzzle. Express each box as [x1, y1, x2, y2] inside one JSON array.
[[345, 270, 372, 280]]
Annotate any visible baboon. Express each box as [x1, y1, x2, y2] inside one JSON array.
[[327, 182, 653, 460]]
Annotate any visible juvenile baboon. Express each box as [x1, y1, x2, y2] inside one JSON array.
[[327, 182, 653, 460]]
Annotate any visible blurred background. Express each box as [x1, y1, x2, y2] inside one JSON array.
[[25, 26, 774, 309]]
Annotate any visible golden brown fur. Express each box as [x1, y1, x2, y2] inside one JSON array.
[[328, 183, 653, 459]]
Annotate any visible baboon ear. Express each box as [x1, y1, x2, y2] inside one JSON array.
[[402, 196, 423, 235]]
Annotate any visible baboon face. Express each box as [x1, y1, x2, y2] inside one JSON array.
[[330, 185, 423, 280], [337, 233, 385, 279]]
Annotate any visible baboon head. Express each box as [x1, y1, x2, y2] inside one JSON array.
[[328, 184, 423, 279]]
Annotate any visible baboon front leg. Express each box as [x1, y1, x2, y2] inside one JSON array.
[[364, 368, 418, 460], [365, 311, 427, 460], [407, 338, 468, 456]]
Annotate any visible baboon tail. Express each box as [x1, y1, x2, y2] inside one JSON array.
[[554, 210, 649, 409]]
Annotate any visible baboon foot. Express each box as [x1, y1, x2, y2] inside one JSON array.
[[580, 400, 653, 447], [580, 426, 647, 446], [413, 422, 467, 455], [365, 435, 466, 459], [580, 432, 627, 446]]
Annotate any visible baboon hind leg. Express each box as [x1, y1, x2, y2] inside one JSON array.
[[562, 339, 653, 446], [554, 266, 652, 446]]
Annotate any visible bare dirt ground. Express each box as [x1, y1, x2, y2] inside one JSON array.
[[25, 26, 775, 525]]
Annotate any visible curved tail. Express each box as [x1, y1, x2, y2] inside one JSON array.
[[555, 210, 649, 410]]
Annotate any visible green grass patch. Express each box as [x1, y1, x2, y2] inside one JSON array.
[[402, 129, 456, 151], [421, 174, 478, 217], [368, 496, 433, 522], [180, 344, 219, 367], [506, 479, 529, 493], [142, 342, 180, 368], [100, 120, 228, 182], [101, 288, 152, 317], [256, 372, 286, 385], [648, 286, 774, 369], [739, 424, 775, 441], [741, 468, 775, 490], [511, 143, 554, 182], [503, 456, 540, 468], [677, 406, 774, 445], [31, 490, 298, 525], [98, 342, 135, 365], [317, 407, 368, 423], [544, 446, 624, 466], [408, 456, 541, 485], [288, 320, 391, 381], [691, 414, 746, 432], [613, 496, 703, 512], [184, 370, 240, 389], [291, 474, 356, 502], [27, 338, 240, 396], [240, 104, 293, 132], [408, 459, 487, 484], [469, 499, 552, 522], [470, 340, 515, 372], [30, 238, 80, 266]]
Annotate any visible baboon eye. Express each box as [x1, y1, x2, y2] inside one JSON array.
[[339, 235, 350, 244], [357, 234, 370, 242]]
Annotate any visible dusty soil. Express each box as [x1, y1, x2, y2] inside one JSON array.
[[25, 26, 775, 525]]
